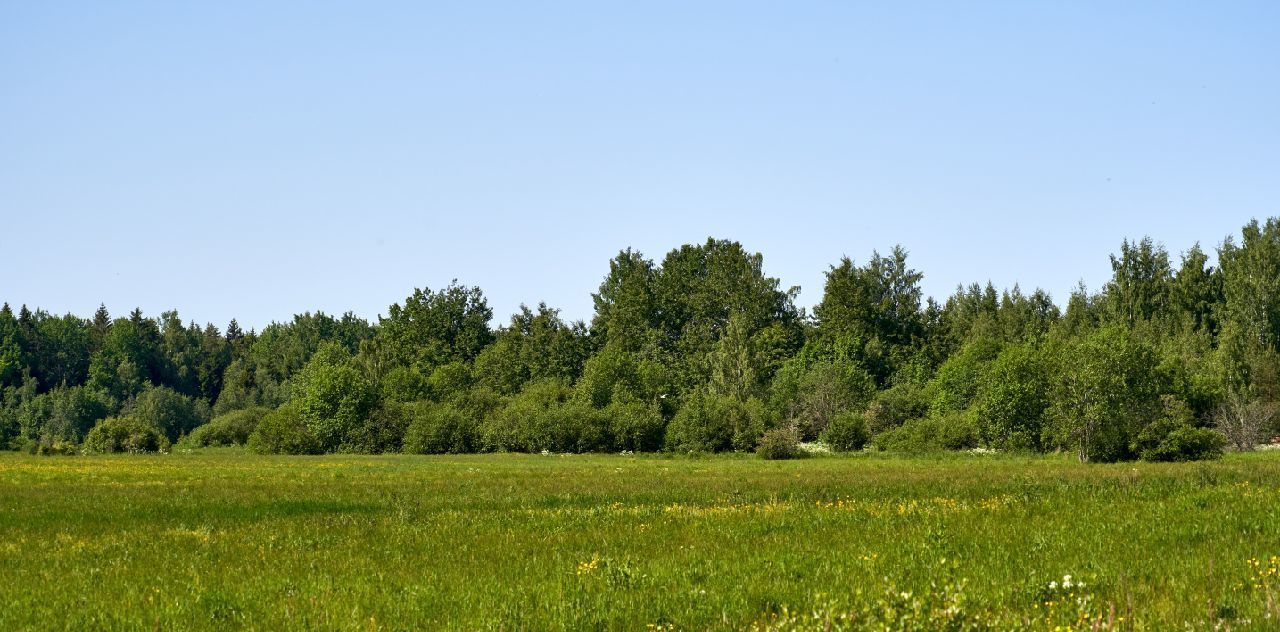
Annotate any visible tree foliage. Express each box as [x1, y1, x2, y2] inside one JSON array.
[[815, 246, 924, 384], [290, 343, 379, 452], [9, 220, 1280, 462], [1045, 327, 1164, 462], [379, 282, 493, 372]]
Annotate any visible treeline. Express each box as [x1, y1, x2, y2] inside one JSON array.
[[4, 218, 1280, 462]]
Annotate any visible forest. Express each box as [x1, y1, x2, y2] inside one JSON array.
[[3, 217, 1280, 464]]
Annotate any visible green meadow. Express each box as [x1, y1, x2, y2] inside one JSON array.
[[2, 450, 1279, 630]]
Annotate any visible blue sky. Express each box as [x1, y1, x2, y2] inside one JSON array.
[[2, 2, 1277, 330]]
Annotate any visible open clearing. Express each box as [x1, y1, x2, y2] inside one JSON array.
[[2, 451, 1279, 630]]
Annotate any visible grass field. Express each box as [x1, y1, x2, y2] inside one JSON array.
[[2, 450, 1280, 630]]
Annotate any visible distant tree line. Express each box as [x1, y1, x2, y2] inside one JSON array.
[[5, 218, 1280, 461]]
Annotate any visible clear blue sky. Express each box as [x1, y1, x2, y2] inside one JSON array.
[[2, 2, 1277, 330]]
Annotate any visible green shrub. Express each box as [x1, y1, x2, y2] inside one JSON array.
[[0, 403, 17, 449], [22, 438, 80, 456], [574, 349, 641, 409], [875, 413, 979, 453], [863, 383, 931, 434], [540, 402, 611, 453], [730, 397, 771, 453], [665, 393, 768, 453], [769, 358, 876, 440], [1130, 415, 1183, 458], [662, 394, 726, 453], [84, 417, 169, 454], [930, 338, 1001, 413], [1140, 426, 1225, 462], [574, 349, 672, 410], [822, 410, 869, 452], [1044, 326, 1164, 463], [427, 362, 473, 402], [449, 386, 504, 423], [756, 427, 800, 460], [606, 400, 666, 452], [346, 402, 411, 454], [124, 386, 210, 443], [974, 343, 1048, 450], [182, 407, 269, 447], [380, 366, 431, 404], [471, 338, 525, 395], [481, 380, 612, 453], [246, 405, 320, 455], [481, 379, 571, 452], [403, 402, 479, 454], [1133, 398, 1225, 462]]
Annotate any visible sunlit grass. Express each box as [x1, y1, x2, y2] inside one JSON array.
[[1, 450, 1278, 629]]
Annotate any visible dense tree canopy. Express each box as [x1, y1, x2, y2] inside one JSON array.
[[380, 282, 493, 372], [4, 220, 1280, 462], [815, 246, 925, 384]]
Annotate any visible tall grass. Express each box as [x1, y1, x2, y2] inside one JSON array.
[[1, 450, 1277, 629]]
